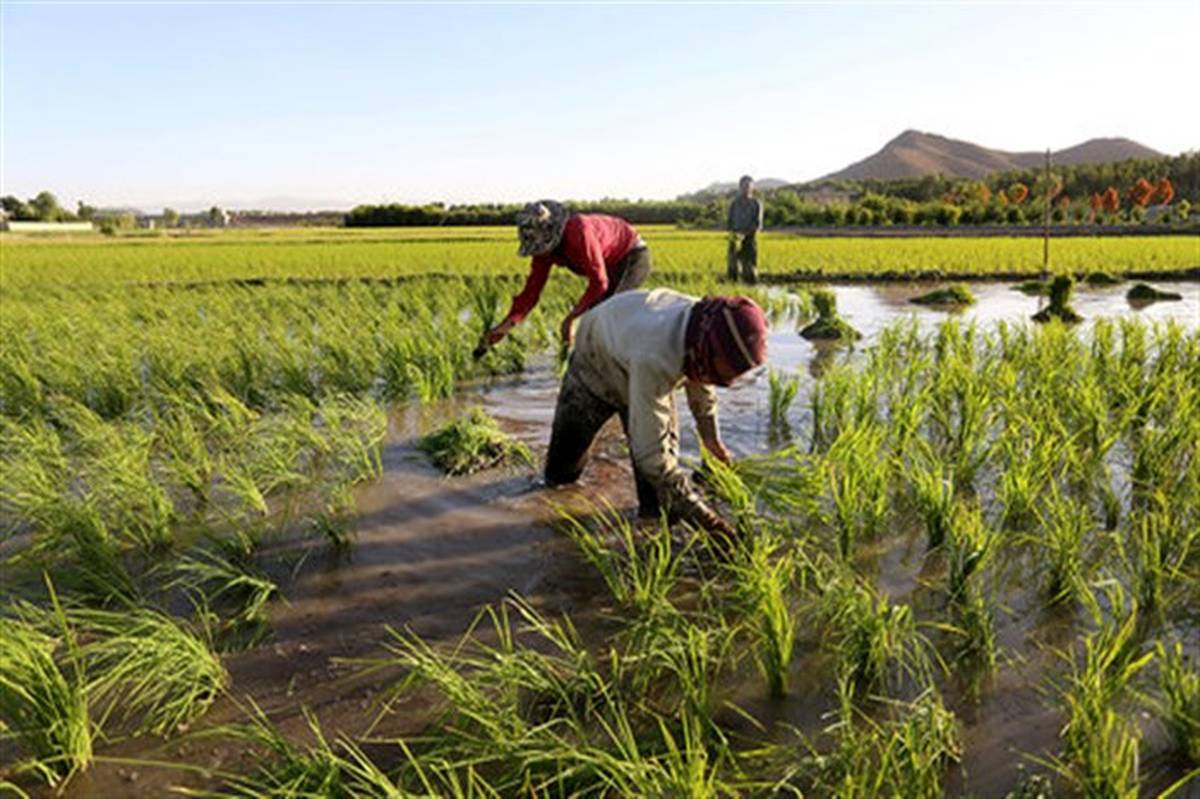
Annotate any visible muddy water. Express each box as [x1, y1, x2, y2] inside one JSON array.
[[60, 281, 1198, 797]]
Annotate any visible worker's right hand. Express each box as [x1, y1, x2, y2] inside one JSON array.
[[483, 320, 513, 347]]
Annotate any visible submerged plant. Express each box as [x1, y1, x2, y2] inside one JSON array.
[[416, 406, 532, 476]]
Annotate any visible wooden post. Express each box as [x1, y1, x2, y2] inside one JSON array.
[[1042, 148, 1051, 280]]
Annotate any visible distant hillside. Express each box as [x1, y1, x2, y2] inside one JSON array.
[[684, 177, 789, 199], [820, 130, 1164, 181]]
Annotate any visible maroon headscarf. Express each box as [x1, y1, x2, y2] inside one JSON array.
[[683, 296, 768, 385]]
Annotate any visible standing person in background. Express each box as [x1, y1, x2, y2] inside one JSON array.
[[726, 175, 763, 284], [477, 200, 652, 354]]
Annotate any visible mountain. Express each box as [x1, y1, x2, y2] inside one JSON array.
[[819, 130, 1164, 182], [684, 177, 790, 199]]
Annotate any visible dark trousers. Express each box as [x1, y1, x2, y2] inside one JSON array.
[[602, 246, 652, 302], [544, 363, 669, 517], [727, 232, 758, 283]]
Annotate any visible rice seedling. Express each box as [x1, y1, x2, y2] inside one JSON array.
[[1152, 640, 1200, 765], [416, 406, 532, 476], [186, 703, 381, 799], [817, 570, 934, 697], [729, 534, 798, 698], [824, 423, 892, 561], [1118, 506, 1199, 618], [812, 678, 960, 798], [907, 445, 955, 549], [556, 502, 684, 617], [69, 605, 228, 737], [1041, 586, 1152, 798], [167, 549, 278, 646], [944, 502, 996, 605], [0, 586, 92, 788], [799, 289, 860, 341], [1033, 482, 1094, 606], [767, 368, 801, 441]]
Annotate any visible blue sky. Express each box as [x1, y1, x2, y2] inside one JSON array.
[[3, 1, 1197, 210]]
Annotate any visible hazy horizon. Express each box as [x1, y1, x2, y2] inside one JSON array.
[[3, 1, 1197, 213]]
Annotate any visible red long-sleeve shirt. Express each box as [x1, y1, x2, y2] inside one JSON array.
[[504, 214, 642, 324]]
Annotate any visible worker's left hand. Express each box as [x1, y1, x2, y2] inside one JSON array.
[[702, 436, 732, 465], [560, 316, 575, 348]]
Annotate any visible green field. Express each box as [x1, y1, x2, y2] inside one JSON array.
[[1, 228, 1198, 797], [2, 227, 1196, 288]]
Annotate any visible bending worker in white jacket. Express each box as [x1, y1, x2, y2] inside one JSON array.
[[545, 288, 769, 540]]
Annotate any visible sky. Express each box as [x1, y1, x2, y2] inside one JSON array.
[[2, 1, 1198, 211]]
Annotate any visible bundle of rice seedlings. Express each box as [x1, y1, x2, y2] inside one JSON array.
[[416, 407, 532, 476]]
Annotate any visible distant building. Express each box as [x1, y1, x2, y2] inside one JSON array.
[[6, 221, 95, 233]]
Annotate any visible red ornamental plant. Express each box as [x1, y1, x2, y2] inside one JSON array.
[[1009, 183, 1029, 205], [1129, 177, 1155, 208], [1102, 187, 1120, 213], [1089, 193, 1104, 212], [1153, 177, 1175, 205]]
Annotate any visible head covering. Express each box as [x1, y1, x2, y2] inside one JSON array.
[[516, 200, 569, 257], [683, 296, 768, 386]]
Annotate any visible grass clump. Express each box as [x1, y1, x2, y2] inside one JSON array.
[[416, 407, 532, 476], [1084, 272, 1123, 286], [799, 289, 861, 342], [909, 283, 975, 307], [1126, 282, 1183, 303], [1032, 276, 1083, 324]]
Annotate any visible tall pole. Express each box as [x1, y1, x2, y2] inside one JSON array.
[[1042, 148, 1051, 280]]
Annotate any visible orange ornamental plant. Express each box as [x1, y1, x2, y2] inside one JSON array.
[[1153, 177, 1175, 205], [1009, 183, 1029, 205], [1102, 187, 1120, 213], [1129, 177, 1155, 208], [1089, 193, 1104, 211]]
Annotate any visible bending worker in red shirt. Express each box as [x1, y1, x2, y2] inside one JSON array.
[[478, 200, 651, 353]]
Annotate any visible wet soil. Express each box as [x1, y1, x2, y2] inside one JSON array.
[[44, 281, 1200, 797]]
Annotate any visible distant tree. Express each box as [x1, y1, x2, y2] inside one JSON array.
[[1009, 182, 1029, 205], [30, 191, 62, 221], [1101, 187, 1120, 213], [76, 201, 97, 221], [1153, 177, 1174, 205], [1, 195, 34, 220], [1129, 177, 1155, 208], [163, 207, 181, 227], [207, 206, 226, 227]]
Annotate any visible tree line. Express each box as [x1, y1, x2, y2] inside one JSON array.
[[345, 152, 1196, 229]]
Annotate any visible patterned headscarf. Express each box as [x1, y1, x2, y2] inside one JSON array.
[[516, 200, 569, 257], [683, 297, 769, 386]]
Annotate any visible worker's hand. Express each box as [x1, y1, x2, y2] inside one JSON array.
[[560, 316, 575, 349], [483, 319, 513, 347], [702, 435, 732, 465]]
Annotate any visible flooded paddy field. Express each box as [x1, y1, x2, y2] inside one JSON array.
[[2, 228, 1198, 798]]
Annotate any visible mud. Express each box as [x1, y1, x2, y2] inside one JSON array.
[[48, 281, 1200, 797]]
